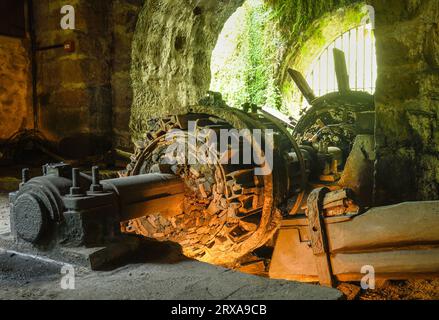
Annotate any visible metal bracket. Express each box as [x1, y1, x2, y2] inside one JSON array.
[[307, 187, 335, 287]]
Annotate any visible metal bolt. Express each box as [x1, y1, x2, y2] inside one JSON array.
[[92, 166, 99, 185], [21, 168, 30, 184], [69, 168, 83, 196], [90, 166, 103, 193], [72, 168, 79, 187]]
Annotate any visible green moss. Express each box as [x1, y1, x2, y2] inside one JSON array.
[[266, 0, 361, 39], [211, 0, 365, 115], [276, 1, 367, 111], [211, 0, 283, 110], [283, 1, 365, 72]]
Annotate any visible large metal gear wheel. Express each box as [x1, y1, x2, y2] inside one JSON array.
[[289, 48, 375, 159], [121, 110, 294, 266]]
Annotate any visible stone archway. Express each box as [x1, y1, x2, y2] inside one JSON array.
[[207, 1, 368, 115], [279, 3, 369, 110]]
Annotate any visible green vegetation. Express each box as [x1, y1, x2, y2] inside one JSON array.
[[267, 0, 360, 38], [210, 0, 362, 114], [211, 0, 283, 111]]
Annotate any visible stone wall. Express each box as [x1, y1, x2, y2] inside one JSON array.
[[280, 3, 366, 109], [129, 0, 244, 141], [0, 36, 32, 141], [31, 0, 248, 151], [370, 0, 439, 203], [33, 0, 113, 157], [29, 0, 144, 153], [111, 0, 143, 150]]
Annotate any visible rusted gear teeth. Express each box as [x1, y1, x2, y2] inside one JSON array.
[[122, 112, 281, 266]]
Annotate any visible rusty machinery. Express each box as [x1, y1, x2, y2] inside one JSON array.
[[3, 49, 439, 286]]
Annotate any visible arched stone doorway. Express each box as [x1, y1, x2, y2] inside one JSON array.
[[209, 1, 371, 117]]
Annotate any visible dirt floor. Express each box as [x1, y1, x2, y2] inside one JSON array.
[[0, 245, 342, 300], [0, 193, 438, 300], [358, 280, 439, 300]]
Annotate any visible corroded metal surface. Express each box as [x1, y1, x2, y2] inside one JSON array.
[[123, 111, 291, 266]]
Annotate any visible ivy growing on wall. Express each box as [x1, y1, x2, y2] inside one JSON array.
[[210, 0, 361, 114], [210, 0, 284, 111], [266, 0, 360, 38], [243, 4, 282, 109]]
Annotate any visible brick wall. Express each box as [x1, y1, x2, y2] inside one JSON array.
[[33, 0, 113, 157]]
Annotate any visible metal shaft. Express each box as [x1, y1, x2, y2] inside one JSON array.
[[101, 173, 186, 222]]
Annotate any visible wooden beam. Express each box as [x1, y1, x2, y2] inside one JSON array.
[[307, 187, 334, 287], [288, 68, 317, 104], [333, 48, 350, 94]]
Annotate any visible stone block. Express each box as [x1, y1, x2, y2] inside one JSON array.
[[374, 147, 417, 204], [0, 36, 32, 140]]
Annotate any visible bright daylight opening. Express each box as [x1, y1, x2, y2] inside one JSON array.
[[210, 0, 282, 111], [211, 2, 377, 115], [298, 23, 377, 109]]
